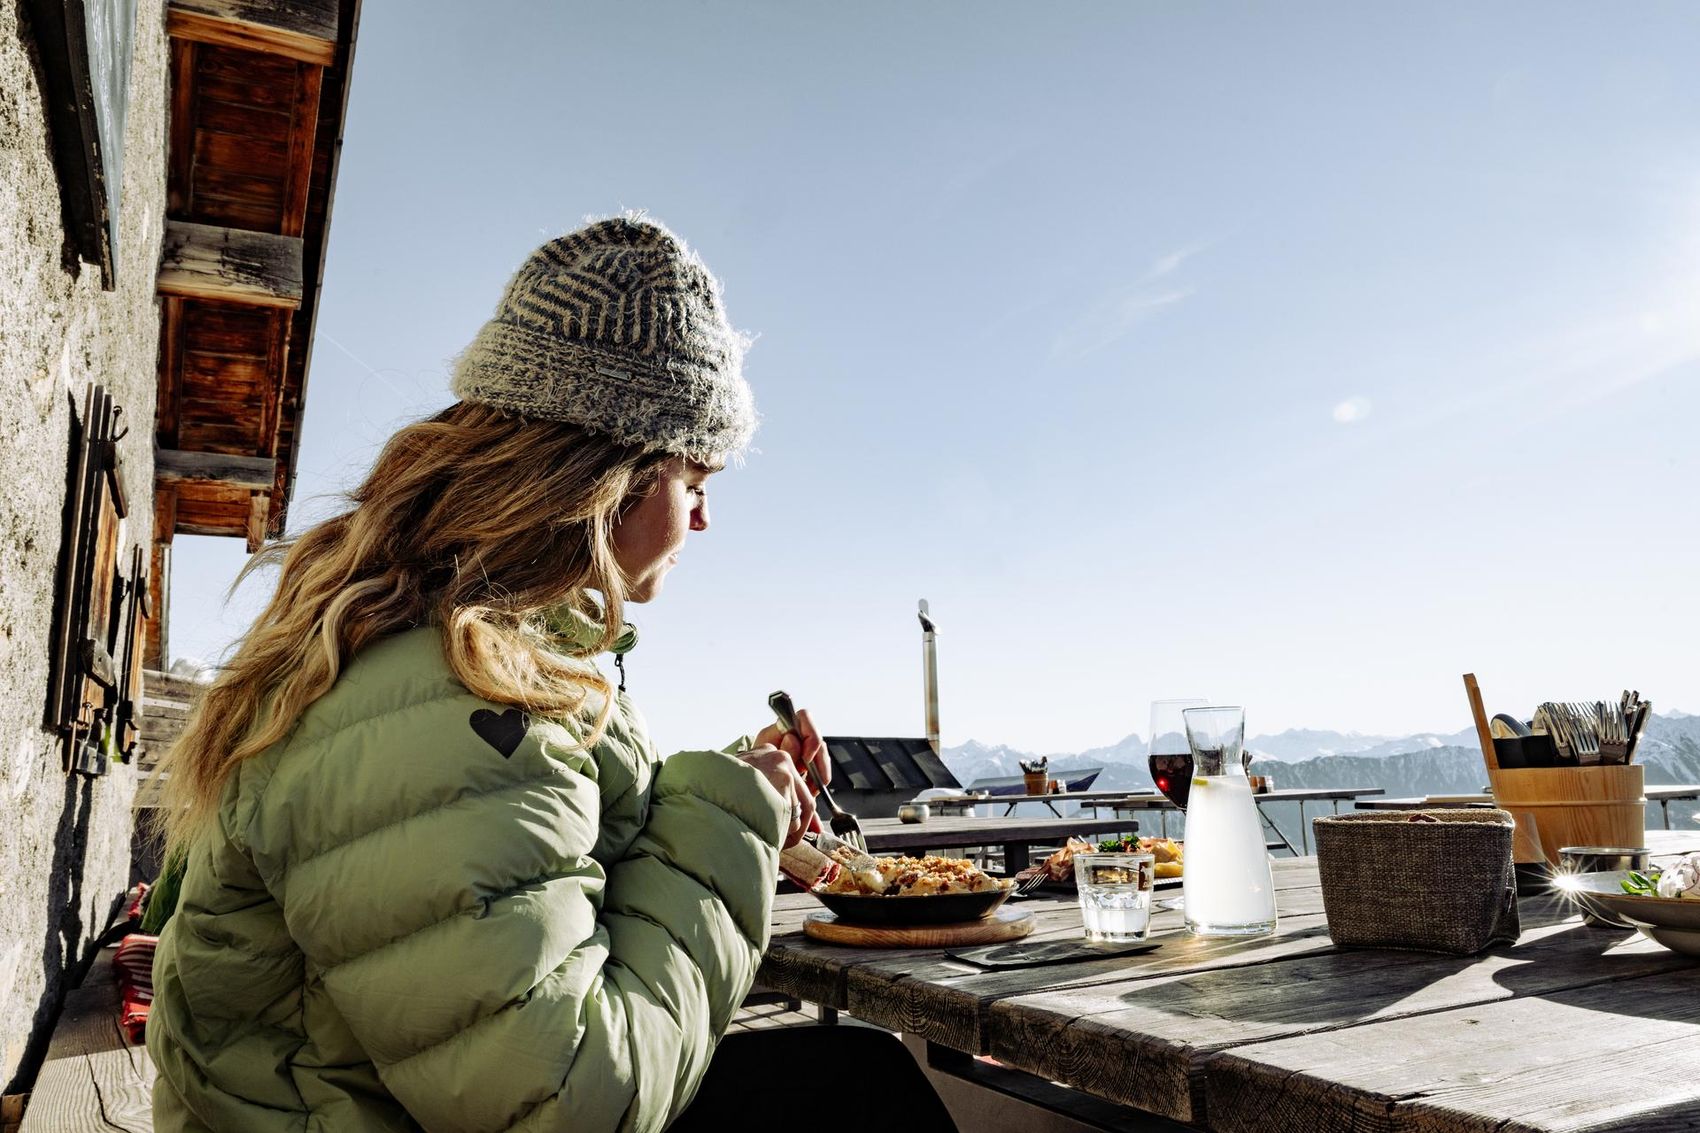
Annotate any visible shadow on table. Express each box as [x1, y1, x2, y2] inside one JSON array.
[[1487, 899, 1700, 1027], [1097, 902, 1685, 1036]]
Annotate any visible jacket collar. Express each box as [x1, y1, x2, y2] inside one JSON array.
[[548, 601, 639, 656]]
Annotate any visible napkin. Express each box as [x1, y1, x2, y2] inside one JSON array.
[[947, 937, 1162, 969]]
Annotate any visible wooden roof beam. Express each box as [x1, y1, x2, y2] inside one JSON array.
[[144, 487, 176, 669], [155, 448, 278, 491], [167, 0, 339, 67], [246, 492, 269, 552], [158, 220, 303, 309]]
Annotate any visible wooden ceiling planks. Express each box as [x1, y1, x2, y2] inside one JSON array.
[[173, 481, 257, 537], [147, 0, 356, 664], [180, 45, 296, 230], [280, 61, 322, 238]]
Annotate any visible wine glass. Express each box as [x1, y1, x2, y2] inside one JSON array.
[[1148, 698, 1207, 808]]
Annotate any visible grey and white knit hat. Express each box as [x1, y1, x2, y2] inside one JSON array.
[[451, 215, 756, 462]]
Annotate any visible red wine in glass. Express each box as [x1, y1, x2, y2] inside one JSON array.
[[1149, 752, 1193, 809]]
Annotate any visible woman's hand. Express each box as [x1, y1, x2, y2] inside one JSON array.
[[755, 707, 830, 797], [735, 744, 814, 848]]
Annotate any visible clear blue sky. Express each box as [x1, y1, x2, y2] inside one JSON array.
[[171, 1, 1700, 755]]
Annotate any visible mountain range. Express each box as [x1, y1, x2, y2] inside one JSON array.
[[940, 712, 1700, 834]]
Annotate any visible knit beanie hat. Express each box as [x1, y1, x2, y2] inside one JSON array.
[[451, 215, 756, 463]]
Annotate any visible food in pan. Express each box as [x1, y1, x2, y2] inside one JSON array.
[[1098, 836, 1185, 879], [1027, 837, 1098, 883], [1623, 854, 1700, 900], [816, 854, 1007, 897], [1010, 836, 1185, 889]]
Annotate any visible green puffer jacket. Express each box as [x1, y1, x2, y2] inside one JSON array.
[[148, 615, 787, 1133]]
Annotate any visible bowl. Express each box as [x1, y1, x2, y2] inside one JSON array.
[[1560, 870, 1700, 955], [1559, 848, 1652, 927], [812, 885, 1013, 926], [1558, 847, 1652, 873], [896, 802, 929, 824]]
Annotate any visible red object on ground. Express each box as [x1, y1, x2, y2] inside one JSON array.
[[112, 933, 158, 1044], [124, 882, 149, 923]]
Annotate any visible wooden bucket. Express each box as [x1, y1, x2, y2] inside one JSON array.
[[1488, 764, 1645, 864]]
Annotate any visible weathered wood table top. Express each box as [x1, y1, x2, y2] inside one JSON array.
[[919, 790, 1160, 818], [758, 829, 1700, 1131]]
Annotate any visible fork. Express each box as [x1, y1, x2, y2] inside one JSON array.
[[1013, 869, 1052, 896], [768, 690, 867, 853], [1537, 702, 1582, 763], [1598, 700, 1630, 763], [1566, 702, 1603, 765]]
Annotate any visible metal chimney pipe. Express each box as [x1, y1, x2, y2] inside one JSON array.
[[918, 599, 939, 754]]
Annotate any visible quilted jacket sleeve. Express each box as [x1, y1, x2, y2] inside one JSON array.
[[243, 689, 787, 1133]]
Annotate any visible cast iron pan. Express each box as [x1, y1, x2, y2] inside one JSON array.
[[811, 886, 1013, 926]]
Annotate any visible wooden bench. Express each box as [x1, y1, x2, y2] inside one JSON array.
[[20, 945, 154, 1133]]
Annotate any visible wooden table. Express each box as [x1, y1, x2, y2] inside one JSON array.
[[1359, 785, 1700, 829], [861, 815, 1142, 873], [758, 829, 1700, 1132], [1085, 787, 1386, 853], [1356, 794, 1496, 810], [919, 790, 1155, 818]]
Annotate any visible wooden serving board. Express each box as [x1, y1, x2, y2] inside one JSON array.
[[804, 907, 1034, 948]]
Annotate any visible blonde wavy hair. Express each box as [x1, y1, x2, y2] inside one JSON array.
[[154, 402, 669, 859]]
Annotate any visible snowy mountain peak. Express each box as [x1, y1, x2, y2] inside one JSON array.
[[943, 714, 1693, 781]]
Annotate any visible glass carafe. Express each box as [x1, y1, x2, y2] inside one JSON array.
[[1181, 706, 1277, 937]]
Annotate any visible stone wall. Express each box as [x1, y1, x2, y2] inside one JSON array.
[[0, 0, 168, 1092]]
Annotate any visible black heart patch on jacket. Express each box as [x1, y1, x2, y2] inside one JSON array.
[[470, 708, 529, 759]]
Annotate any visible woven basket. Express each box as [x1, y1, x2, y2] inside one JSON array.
[[1313, 809, 1520, 955]]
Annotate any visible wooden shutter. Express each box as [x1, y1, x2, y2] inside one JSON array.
[[113, 545, 151, 759], [47, 382, 131, 776]]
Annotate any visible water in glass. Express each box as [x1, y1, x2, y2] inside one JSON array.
[[1073, 853, 1153, 942], [1181, 706, 1277, 937]]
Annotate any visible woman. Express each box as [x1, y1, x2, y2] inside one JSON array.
[[148, 216, 956, 1132]]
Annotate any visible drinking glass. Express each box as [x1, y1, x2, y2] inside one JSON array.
[[1181, 705, 1277, 937], [1148, 698, 1207, 808], [1073, 852, 1154, 942]]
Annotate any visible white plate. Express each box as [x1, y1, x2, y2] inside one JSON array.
[[1642, 924, 1700, 957]]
